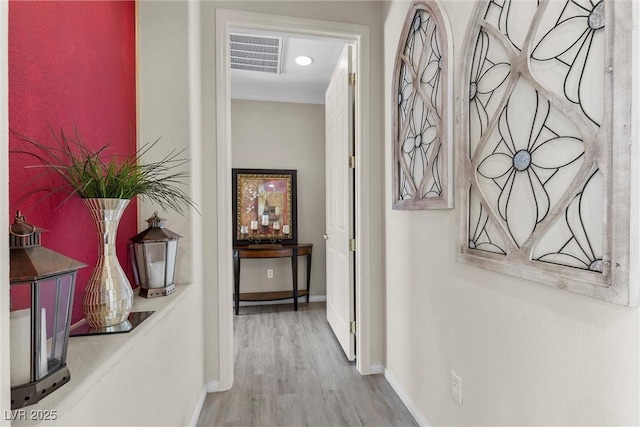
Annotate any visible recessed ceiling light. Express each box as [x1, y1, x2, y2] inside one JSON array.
[[295, 56, 313, 66]]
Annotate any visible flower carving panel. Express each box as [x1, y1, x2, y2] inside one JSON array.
[[476, 79, 585, 248], [534, 169, 603, 271], [468, 186, 506, 255], [459, 0, 635, 304], [468, 29, 511, 156], [393, 1, 452, 209], [531, 0, 605, 127]]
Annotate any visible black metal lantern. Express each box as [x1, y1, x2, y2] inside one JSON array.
[[9, 211, 86, 409], [129, 212, 181, 298]]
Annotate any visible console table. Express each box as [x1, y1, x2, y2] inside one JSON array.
[[232, 243, 313, 315]]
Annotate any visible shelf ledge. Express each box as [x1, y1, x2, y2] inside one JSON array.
[[12, 284, 195, 425]]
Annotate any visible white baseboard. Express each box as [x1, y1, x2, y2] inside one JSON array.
[[370, 363, 385, 374], [189, 381, 221, 425], [189, 384, 208, 427], [237, 295, 326, 307], [206, 381, 220, 392], [384, 369, 431, 427]]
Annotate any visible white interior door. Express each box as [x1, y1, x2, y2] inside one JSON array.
[[325, 45, 355, 361]]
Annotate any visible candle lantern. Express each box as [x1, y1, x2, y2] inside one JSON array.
[[129, 212, 182, 298], [9, 211, 86, 409]]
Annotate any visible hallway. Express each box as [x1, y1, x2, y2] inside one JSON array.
[[197, 302, 416, 426]]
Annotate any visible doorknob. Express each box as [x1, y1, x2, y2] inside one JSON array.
[[322, 234, 329, 240]]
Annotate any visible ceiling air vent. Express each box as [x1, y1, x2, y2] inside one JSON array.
[[230, 33, 283, 74]]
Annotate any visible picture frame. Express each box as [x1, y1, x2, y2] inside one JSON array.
[[232, 168, 298, 246]]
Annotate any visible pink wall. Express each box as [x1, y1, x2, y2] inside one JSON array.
[[8, 1, 137, 323]]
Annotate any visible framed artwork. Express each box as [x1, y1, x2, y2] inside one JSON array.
[[232, 169, 297, 246], [392, 0, 453, 209], [458, 0, 637, 305]]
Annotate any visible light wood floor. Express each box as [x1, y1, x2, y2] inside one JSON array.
[[196, 302, 417, 427]]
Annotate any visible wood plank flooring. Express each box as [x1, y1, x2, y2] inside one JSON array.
[[196, 302, 417, 427]]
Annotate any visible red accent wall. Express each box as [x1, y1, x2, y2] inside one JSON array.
[[8, 1, 137, 323]]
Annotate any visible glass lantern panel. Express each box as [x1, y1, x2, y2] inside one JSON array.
[[10, 282, 34, 386], [39, 277, 60, 378], [134, 243, 148, 286], [52, 274, 74, 365], [143, 242, 168, 289], [166, 240, 178, 286], [9, 274, 75, 387]]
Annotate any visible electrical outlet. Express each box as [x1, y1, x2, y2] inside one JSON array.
[[267, 269, 274, 279], [450, 371, 462, 405]]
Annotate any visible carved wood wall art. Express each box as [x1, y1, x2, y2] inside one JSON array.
[[392, 1, 453, 209], [458, 0, 637, 305]]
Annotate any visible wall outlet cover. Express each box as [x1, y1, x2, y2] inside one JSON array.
[[450, 371, 462, 405]]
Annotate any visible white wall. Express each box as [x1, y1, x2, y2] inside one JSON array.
[[136, 0, 206, 422], [1, 0, 11, 422], [231, 99, 326, 297], [383, 1, 640, 425], [137, 1, 194, 283], [201, 1, 385, 385]]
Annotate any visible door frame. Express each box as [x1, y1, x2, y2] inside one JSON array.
[[215, 8, 373, 390]]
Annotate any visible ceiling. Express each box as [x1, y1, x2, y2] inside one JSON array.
[[230, 27, 351, 105]]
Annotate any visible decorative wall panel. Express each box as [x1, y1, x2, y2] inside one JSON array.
[[9, 1, 137, 321], [392, 1, 453, 209], [459, 0, 637, 305]]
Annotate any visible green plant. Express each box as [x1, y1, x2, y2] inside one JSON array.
[[12, 128, 195, 214]]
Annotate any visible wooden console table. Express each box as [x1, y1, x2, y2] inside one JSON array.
[[232, 243, 313, 315]]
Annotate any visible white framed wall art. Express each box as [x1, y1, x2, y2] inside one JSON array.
[[392, 0, 453, 210], [458, 0, 638, 305]]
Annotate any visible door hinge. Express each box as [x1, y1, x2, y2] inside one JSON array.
[[350, 321, 356, 334], [348, 155, 356, 169], [349, 73, 356, 87], [349, 239, 356, 252]]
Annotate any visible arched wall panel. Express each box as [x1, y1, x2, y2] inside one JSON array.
[[392, 1, 453, 210]]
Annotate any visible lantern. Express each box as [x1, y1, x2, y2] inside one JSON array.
[[9, 211, 86, 409], [129, 212, 181, 298]]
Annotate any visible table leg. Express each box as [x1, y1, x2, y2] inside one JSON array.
[[291, 250, 299, 311], [233, 251, 240, 315], [306, 252, 312, 303]]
